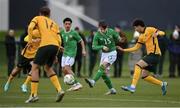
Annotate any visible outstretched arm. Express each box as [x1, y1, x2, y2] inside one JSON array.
[[80, 40, 86, 56], [117, 42, 142, 52]]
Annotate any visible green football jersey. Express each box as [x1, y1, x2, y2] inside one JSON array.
[[61, 29, 82, 57], [92, 28, 120, 52]]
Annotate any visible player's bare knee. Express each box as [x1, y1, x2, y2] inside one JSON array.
[[141, 70, 149, 79], [64, 66, 71, 74], [44, 65, 50, 72]]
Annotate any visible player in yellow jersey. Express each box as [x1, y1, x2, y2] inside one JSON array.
[[25, 6, 64, 103], [117, 19, 167, 95], [4, 29, 40, 93]]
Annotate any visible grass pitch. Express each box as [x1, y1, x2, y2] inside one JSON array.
[[0, 77, 180, 107]]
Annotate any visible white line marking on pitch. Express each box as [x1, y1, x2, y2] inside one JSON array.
[[1, 96, 180, 104], [74, 98, 180, 104]]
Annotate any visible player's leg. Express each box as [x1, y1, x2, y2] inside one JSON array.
[[64, 65, 83, 91], [21, 61, 33, 93], [101, 63, 116, 95], [4, 66, 22, 91], [25, 63, 40, 103], [44, 45, 65, 102], [85, 64, 105, 88], [44, 65, 65, 102], [85, 51, 117, 93], [21, 72, 32, 93], [142, 69, 167, 95], [85, 53, 105, 87], [25, 46, 46, 103], [121, 59, 148, 93], [102, 52, 117, 95], [62, 56, 82, 91]]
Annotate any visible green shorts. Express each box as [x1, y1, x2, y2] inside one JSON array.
[[17, 55, 33, 68], [142, 53, 160, 72], [34, 45, 58, 67]]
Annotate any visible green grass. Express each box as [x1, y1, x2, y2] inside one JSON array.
[[0, 77, 180, 107]]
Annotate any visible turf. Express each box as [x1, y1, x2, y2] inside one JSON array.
[[0, 77, 180, 107]]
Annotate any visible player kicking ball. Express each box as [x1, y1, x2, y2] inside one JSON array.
[[85, 21, 121, 95], [117, 19, 167, 95], [60, 18, 86, 91]]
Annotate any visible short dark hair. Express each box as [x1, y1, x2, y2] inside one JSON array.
[[98, 20, 107, 29], [115, 24, 121, 29], [63, 17, 72, 23], [133, 19, 145, 27], [39, 6, 50, 17]]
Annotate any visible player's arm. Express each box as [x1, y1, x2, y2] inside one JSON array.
[[28, 17, 38, 43], [113, 29, 121, 43], [117, 36, 143, 52], [75, 32, 86, 55], [152, 27, 165, 37], [156, 30, 165, 36], [92, 34, 104, 50], [80, 40, 86, 56], [58, 32, 64, 52], [121, 42, 142, 52]]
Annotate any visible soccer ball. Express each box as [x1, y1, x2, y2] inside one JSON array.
[[64, 74, 75, 85]]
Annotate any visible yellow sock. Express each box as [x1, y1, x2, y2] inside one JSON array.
[[143, 75, 163, 86], [31, 81, 38, 97], [131, 65, 142, 88], [7, 74, 14, 83], [50, 75, 62, 92], [23, 75, 32, 85]]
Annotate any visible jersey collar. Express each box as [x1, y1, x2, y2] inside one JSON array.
[[64, 28, 72, 33]]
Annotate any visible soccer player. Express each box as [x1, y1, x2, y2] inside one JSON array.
[[85, 21, 121, 95], [4, 29, 40, 93], [25, 6, 64, 103], [60, 18, 86, 91], [117, 19, 168, 95]]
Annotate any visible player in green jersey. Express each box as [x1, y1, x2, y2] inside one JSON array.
[[60, 18, 86, 91], [85, 21, 121, 95]]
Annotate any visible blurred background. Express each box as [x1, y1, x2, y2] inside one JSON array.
[[0, 0, 180, 78]]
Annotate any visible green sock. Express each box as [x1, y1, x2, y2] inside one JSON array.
[[102, 73, 113, 89], [74, 78, 78, 84], [93, 65, 105, 82]]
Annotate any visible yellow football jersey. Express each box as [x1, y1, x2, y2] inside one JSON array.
[[21, 29, 41, 59], [28, 16, 61, 48], [124, 27, 165, 55]]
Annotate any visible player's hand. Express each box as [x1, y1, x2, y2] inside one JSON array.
[[27, 43, 33, 50], [59, 46, 64, 52], [103, 46, 109, 51], [82, 49, 86, 56], [116, 46, 124, 51], [152, 32, 158, 38], [54, 56, 58, 64]]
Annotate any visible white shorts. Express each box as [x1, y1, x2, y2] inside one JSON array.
[[61, 56, 75, 67], [100, 50, 117, 65]]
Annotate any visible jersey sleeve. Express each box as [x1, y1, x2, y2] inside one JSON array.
[[74, 32, 82, 42], [24, 35, 29, 42], [92, 33, 104, 50], [149, 27, 165, 36], [28, 16, 38, 43], [137, 35, 144, 44], [123, 42, 142, 52], [112, 29, 121, 43]]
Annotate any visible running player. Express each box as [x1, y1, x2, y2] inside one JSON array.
[[60, 17, 86, 91]]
